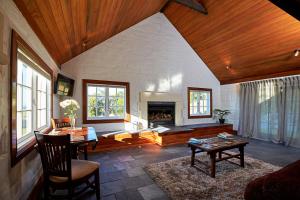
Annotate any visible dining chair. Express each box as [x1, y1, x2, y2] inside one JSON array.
[[51, 118, 89, 160], [34, 131, 100, 200]]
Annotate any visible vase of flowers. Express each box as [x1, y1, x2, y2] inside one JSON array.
[[60, 99, 80, 129]]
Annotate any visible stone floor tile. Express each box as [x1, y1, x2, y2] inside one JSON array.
[[101, 180, 125, 196], [126, 166, 146, 177], [138, 184, 166, 200], [122, 175, 153, 190], [118, 155, 135, 162], [115, 188, 145, 200], [100, 170, 126, 184], [102, 194, 117, 200]]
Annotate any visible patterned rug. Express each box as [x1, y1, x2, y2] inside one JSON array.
[[145, 153, 280, 200]]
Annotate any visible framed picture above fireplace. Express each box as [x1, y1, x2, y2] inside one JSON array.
[[188, 87, 212, 119]]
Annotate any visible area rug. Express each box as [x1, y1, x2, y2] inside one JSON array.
[[145, 154, 280, 200]]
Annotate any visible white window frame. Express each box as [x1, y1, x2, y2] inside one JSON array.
[[16, 50, 51, 149], [188, 87, 212, 118], [86, 84, 126, 120]]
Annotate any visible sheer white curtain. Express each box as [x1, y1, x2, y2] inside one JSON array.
[[283, 77, 300, 147], [239, 76, 300, 148]]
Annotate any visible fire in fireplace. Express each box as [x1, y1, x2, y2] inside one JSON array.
[[147, 101, 175, 128]]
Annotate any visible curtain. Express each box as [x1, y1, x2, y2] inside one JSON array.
[[239, 76, 300, 148]]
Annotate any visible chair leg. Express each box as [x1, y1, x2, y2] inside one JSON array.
[[95, 170, 100, 200], [43, 181, 50, 200], [68, 185, 73, 200], [84, 145, 88, 160]]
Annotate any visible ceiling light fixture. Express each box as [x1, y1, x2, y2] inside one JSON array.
[[82, 41, 87, 47], [294, 49, 300, 57]]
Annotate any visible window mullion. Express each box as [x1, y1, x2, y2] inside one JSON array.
[[32, 72, 37, 132], [197, 93, 200, 114], [105, 87, 109, 117], [46, 81, 48, 127], [95, 87, 98, 117]]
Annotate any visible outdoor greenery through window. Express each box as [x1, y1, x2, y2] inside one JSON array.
[[16, 49, 51, 148], [188, 87, 212, 118], [87, 84, 126, 119]]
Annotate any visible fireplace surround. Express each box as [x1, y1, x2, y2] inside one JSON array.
[[139, 92, 184, 129], [148, 101, 175, 128]]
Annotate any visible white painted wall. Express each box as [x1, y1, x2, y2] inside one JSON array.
[[220, 84, 240, 130], [0, 0, 60, 199], [62, 13, 221, 132]]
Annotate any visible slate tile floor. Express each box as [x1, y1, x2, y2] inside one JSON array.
[[73, 138, 300, 200]]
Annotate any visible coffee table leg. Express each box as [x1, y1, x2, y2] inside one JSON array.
[[210, 153, 216, 178], [218, 151, 222, 159], [191, 146, 195, 166], [239, 146, 245, 167]]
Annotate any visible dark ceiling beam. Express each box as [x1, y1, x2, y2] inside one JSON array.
[[161, 0, 208, 15]]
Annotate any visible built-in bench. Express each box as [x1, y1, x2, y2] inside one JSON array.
[[140, 123, 234, 146], [89, 123, 234, 152]]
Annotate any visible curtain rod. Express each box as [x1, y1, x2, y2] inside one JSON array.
[[239, 74, 300, 84]]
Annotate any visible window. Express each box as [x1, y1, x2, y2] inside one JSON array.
[[82, 79, 130, 123], [188, 87, 212, 118], [11, 30, 53, 166]]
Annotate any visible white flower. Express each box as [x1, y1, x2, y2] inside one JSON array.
[[60, 99, 80, 118], [60, 99, 80, 109]]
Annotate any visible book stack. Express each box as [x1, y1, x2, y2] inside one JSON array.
[[188, 138, 208, 144], [218, 132, 234, 139]]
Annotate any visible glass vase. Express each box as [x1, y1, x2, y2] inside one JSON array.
[[70, 117, 76, 129]]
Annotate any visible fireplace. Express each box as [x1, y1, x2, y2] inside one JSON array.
[[147, 101, 175, 128]]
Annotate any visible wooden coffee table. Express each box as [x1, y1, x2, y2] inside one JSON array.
[[188, 137, 248, 178]]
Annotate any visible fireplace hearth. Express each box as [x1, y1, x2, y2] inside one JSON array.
[[148, 101, 175, 128]]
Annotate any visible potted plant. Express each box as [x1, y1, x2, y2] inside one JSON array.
[[60, 99, 80, 129], [213, 109, 231, 124]]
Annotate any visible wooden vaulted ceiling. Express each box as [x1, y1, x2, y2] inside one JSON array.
[[14, 0, 167, 65], [164, 0, 300, 84], [14, 0, 300, 84]]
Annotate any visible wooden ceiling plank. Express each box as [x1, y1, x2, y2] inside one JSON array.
[[164, 0, 300, 84], [112, 0, 137, 36], [86, 0, 102, 42], [15, 0, 61, 64], [113, 0, 167, 36], [78, 0, 88, 50], [104, 0, 125, 39], [70, 0, 81, 56], [186, 2, 268, 47], [15, 0, 166, 64], [59, 0, 77, 59], [33, 0, 68, 63], [47, 0, 72, 60], [90, 0, 121, 44]]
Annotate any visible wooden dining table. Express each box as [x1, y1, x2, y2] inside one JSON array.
[[49, 127, 98, 159]]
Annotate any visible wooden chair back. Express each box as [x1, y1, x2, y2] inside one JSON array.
[[34, 131, 72, 179], [51, 118, 71, 129]]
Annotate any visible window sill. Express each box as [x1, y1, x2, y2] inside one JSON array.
[[188, 115, 212, 119], [11, 127, 52, 167]]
